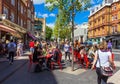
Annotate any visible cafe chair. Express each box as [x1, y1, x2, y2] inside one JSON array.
[[76, 53, 90, 69], [50, 53, 62, 70]]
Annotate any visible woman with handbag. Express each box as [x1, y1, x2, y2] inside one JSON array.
[[91, 41, 115, 84]]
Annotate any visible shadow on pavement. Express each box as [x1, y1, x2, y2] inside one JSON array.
[[107, 83, 114, 84], [0, 54, 60, 84]]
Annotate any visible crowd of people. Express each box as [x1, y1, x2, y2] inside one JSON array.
[[0, 39, 24, 64], [0, 38, 116, 84], [29, 40, 62, 72], [71, 39, 115, 84]]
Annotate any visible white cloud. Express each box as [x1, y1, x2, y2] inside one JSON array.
[[46, 23, 55, 28], [49, 13, 55, 17], [45, 2, 53, 7], [33, 0, 45, 4], [42, 14, 48, 18], [38, 12, 42, 16], [37, 12, 48, 18], [37, 12, 55, 18]]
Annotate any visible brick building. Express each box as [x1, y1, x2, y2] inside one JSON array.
[[0, 0, 34, 44], [88, 0, 120, 48]]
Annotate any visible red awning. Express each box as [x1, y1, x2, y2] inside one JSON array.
[[0, 24, 21, 38], [0, 24, 16, 33], [27, 32, 37, 40]]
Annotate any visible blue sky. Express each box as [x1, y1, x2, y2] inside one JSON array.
[[33, 0, 103, 28]]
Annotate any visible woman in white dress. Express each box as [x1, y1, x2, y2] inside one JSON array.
[[17, 40, 23, 56]]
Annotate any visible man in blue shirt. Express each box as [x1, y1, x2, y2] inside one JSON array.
[[7, 39, 16, 64]]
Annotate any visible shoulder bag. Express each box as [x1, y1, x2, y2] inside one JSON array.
[[98, 51, 113, 77]]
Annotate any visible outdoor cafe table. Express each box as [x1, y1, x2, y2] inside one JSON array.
[[38, 53, 53, 61]]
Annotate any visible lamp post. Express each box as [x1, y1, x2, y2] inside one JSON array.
[[58, 28, 60, 49], [71, 0, 75, 71]]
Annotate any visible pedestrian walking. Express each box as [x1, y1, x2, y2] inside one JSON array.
[[91, 41, 115, 84], [29, 40, 35, 54], [64, 41, 71, 61], [7, 39, 16, 64], [107, 40, 112, 52], [17, 40, 23, 56]]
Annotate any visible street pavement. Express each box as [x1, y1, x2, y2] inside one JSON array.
[[0, 49, 120, 84]]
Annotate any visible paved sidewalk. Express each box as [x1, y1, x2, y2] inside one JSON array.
[[112, 49, 120, 52], [0, 50, 120, 84], [108, 69, 120, 84]]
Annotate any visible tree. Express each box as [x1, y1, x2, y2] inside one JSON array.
[[46, 0, 91, 71], [45, 26, 53, 40]]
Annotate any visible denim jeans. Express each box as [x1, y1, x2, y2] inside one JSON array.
[[30, 47, 34, 53], [8, 51, 15, 63], [96, 68, 109, 84], [65, 52, 70, 61]]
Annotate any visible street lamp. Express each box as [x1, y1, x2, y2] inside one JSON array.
[[0, 14, 6, 21]]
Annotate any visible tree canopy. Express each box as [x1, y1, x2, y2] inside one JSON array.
[[45, 26, 53, 40], [46, 0, 91, 40]]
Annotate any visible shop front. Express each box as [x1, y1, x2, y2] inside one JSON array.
[[106, 35, 120, 49], [0, 19, 27, 44]]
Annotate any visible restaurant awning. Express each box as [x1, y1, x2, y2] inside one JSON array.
[[2, 19, 27, 34], [0, 23, 22, 38], [0, 24, 16, 33], [27, 32, 37, 40]]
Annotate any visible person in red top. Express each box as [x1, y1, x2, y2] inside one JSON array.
[[29, 40, 35, 54]]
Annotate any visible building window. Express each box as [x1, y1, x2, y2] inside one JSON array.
[[18, 17, 20, 25], [112, 15, 118, 21], [98, 19, 100, 22], [24, 21, 26, 26], [3, 7, 8, 19], [18, 2, 20, 11], [11, 0, 15, 6], [21, 19, 23, 27], [102, 16, 104, 19], [24, 8, 26, 14], [21, 5, 23, 14], [105, 0, 107, 3], [27, 20, 31, 30], [112, 26, 117, 33], [94, 20, 96, 23], [10, 12, 15, 22], [114, 26, 117, 33], [115, 15, 117, 20], [28, 9, 31, 18], [112, 6, 116, 10]]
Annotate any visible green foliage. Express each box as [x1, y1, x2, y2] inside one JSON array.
[[45, 26, 53, 40], [46, 0, 91, 39]]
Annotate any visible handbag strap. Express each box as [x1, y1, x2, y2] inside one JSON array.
[[97, 50, 102, 67]]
